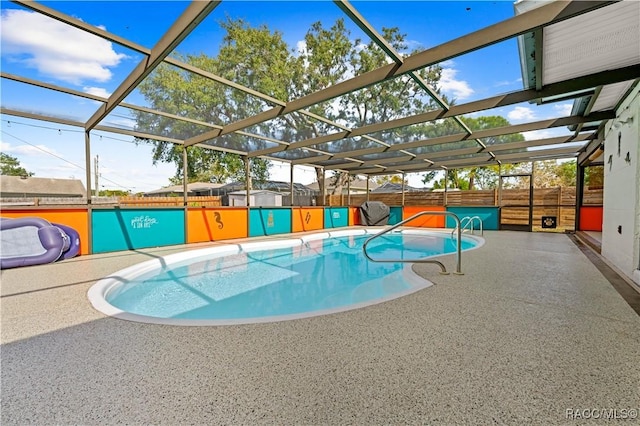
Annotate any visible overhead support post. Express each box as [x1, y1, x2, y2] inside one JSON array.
[[366, 175, 370, 201], [444, 169, 448, 206], [322, 167, 326, 206], [183, 145, 189, 242], [245, 156, 251, 207], [530, 162, 535, 232], [347, 174, 351, 206], [84, 130, 93, 254], [498, 164, 503, 208], [576, 162, 585, 231], [401, 173, 406, 207], [182, 146, 189, 206], [290, 163, 294, 207], [85, 131, 93, 203]]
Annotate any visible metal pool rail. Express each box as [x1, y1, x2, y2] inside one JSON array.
[[451, 215, 483, 237], [362, 211, 463, 275]]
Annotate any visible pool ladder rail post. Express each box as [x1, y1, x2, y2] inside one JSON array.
[[451, 215, 483, 238], [362, 211, 464, 275]]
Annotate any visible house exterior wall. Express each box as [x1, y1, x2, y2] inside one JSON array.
[[601, 85, 640, 286]]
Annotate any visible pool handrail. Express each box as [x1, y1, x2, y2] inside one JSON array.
[[362, 211, 463, 275], [451, 215, 483, 237]]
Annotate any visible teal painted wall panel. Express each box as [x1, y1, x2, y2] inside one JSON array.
[[92, 209, 185, 253], [445, 206, 499, 230], [249, 208, 292, 237], [324, 207, 348, 228], [389, 207, 403, 225]]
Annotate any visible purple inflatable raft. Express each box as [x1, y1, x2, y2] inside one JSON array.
[[0, 217, 80, 269]]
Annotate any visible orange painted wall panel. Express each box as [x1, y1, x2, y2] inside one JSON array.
[[187, 208, 248, 242], [292, 207, 324, 233], [579, 206, 603, 231], [187, 209, 215, 243], [349, 207, 361, 226], [1, 209, 90, 255], [402, 206, 446, 228]]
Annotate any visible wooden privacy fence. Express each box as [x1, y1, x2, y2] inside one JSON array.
[[500, 187, 576, 227], [117, 196, 222, 207], [328, 187, 603, 229], [327, 187, 601, 207]]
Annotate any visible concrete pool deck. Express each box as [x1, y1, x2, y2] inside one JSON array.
[[1, 230, 639, 424]]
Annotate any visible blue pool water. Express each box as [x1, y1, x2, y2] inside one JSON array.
[[90, 230, 482, 325]]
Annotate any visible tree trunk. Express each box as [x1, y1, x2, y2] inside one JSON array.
[[331, 172, 350, 195], [315, 168, 325, 206]]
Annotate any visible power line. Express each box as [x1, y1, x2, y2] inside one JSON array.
[[1, 120, 169, 190], [1, 130, 133, 191]]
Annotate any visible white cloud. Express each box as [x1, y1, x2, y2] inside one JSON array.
[[494, 78, 523, 88], [0, 141, 62, 157], [553, 103, 573, 117], [403, 39, 424, 53], [295, 40, 307, 57], [439, 68, 474, 100], [507, 106, 536, 122], [521, 129, 568, 141], [83, 86, 111, 98], [1, 9, 126, 85]]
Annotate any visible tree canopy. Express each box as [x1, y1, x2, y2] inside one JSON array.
[[0, 153, 33, 177], [134, 18, 447, 191], [134, 18, 559, 194], [420, 116, 526, 189]]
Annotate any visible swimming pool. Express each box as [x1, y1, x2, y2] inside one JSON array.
[[88, 229, 483, 325]]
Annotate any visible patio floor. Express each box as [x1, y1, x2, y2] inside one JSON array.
[[1, 230, 639, 424]]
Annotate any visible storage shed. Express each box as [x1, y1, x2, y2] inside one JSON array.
[[228, 190, 283, 207]]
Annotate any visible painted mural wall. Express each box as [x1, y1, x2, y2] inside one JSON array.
[[601, 85, 640, 285]]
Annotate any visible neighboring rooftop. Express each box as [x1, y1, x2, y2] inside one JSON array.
[[307, 177, 379, 193], [144, 182, 224, 196], [0, 176, 86, 198], [371, 182, 423, 193], [220, 181, 315, 195]]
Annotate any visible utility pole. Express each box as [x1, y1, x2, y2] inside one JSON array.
[[94, 155, 99, 197]]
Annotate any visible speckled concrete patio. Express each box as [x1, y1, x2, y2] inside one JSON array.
[[1, 231, 639, 424]]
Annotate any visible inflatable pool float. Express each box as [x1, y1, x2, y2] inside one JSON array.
[[0, 217, 81, 269]]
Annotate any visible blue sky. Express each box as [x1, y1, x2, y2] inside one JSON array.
[[0, 0, 575, 191]]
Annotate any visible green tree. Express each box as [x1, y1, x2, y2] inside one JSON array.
[[421, 116, 525, 189], [534, 160, 577, 187], [0, 153, 34, 177], [374, 174, 407, 186], [99, 189, 131, 196], [135, 18, 449, 197], [134, 18, 284, 185], [301, 24, 447, 194]]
